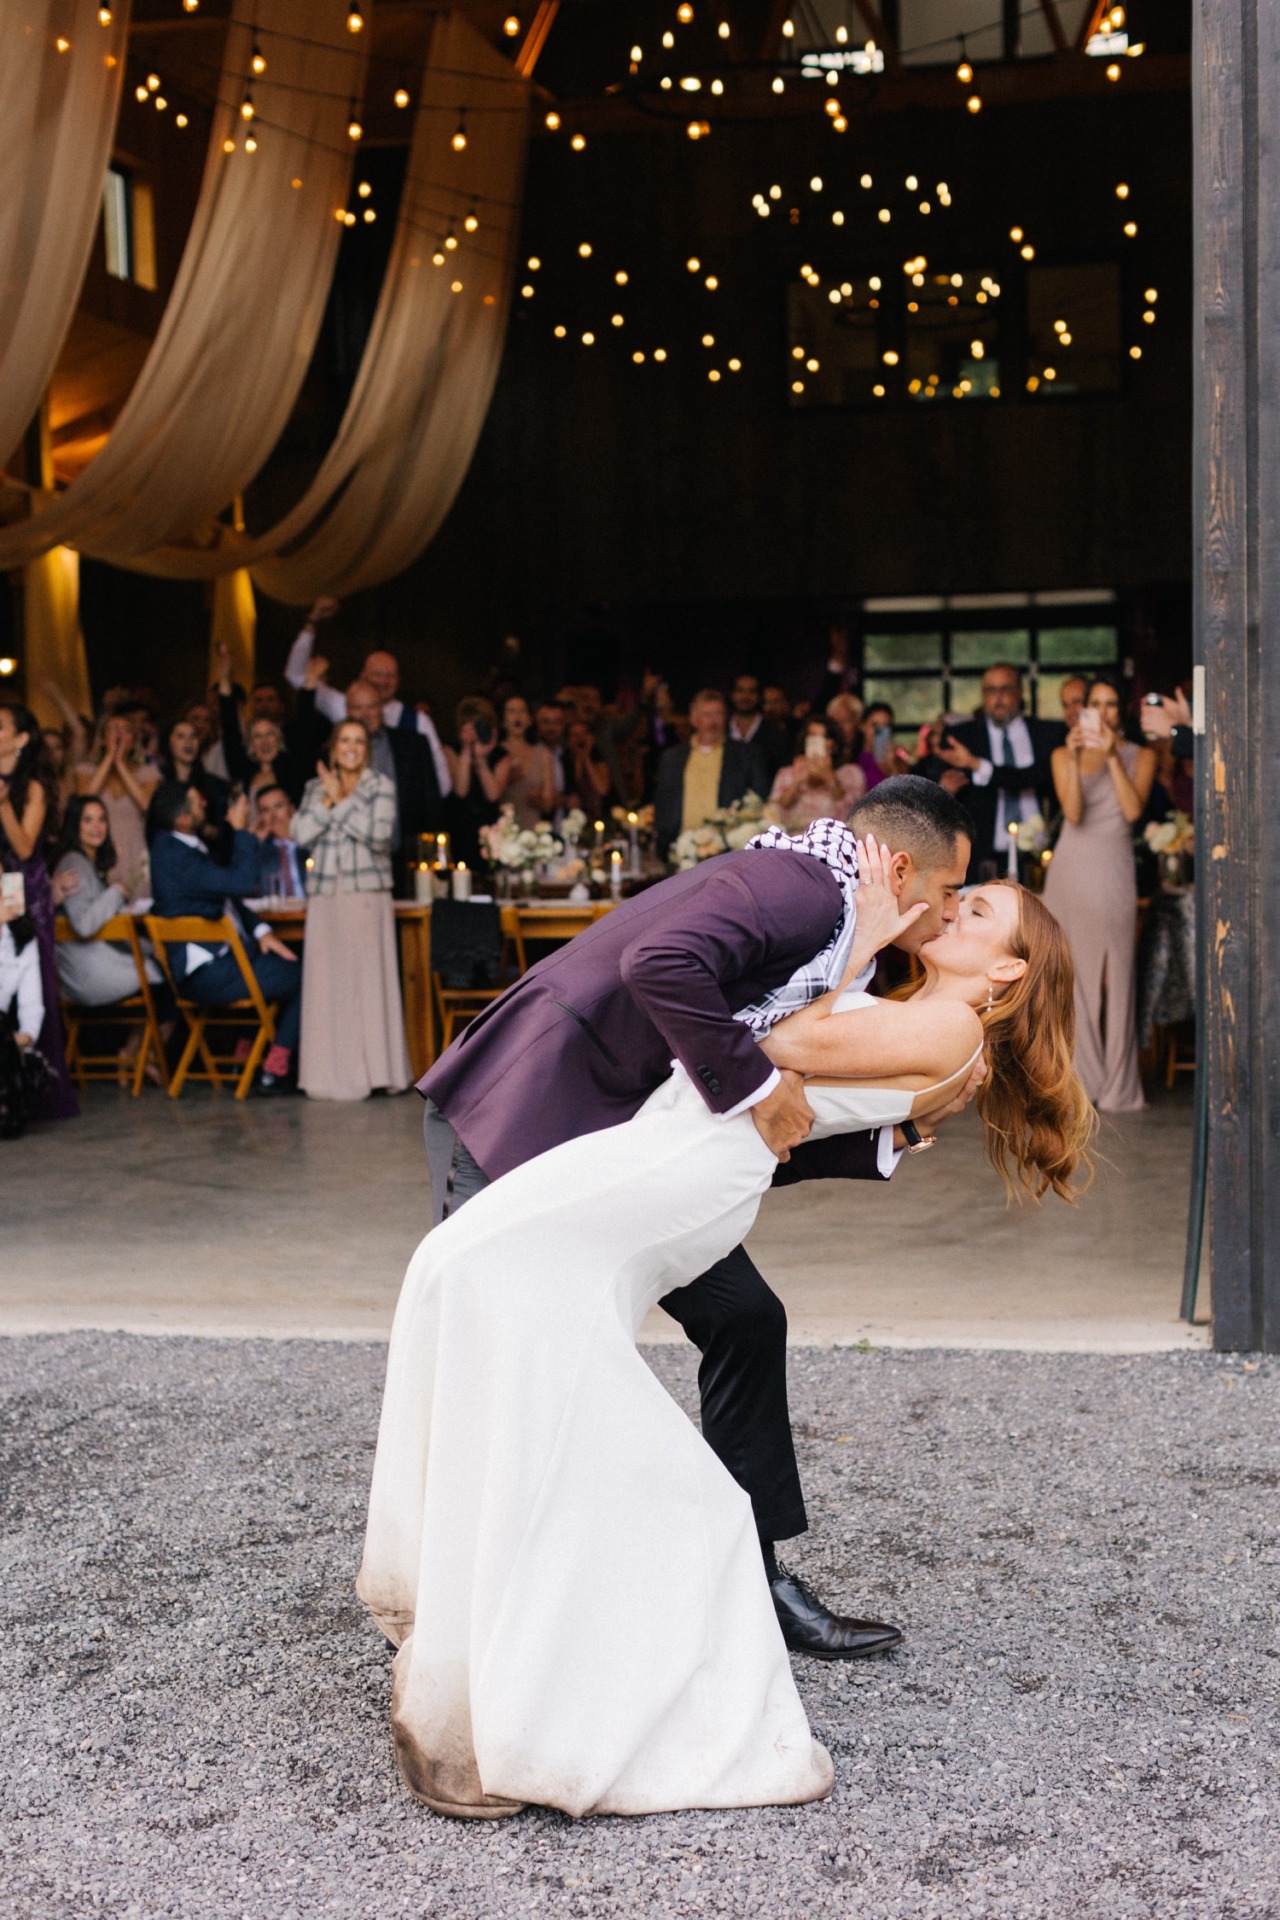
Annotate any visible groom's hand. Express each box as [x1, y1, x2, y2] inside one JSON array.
[[752, 1070, 815, 1162]]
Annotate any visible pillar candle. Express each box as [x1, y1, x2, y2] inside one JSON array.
[[451, 863, 472, 902], [413, 863, 433, 905]]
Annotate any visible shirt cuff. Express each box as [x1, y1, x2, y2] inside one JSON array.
[[719, 1066, 781, 1120], [877, 1126, 904, 1177], [252, 921, 269, 943], [970, 758, 994, 787]]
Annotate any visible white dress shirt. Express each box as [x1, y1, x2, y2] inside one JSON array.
[[968, 714, 1039, 874], [0, 925, 44, 1039], [170, 832, 268, 973], [285, 626, 453, 796]]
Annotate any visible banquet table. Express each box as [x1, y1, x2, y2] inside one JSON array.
[[257, 896, 619, 1079]]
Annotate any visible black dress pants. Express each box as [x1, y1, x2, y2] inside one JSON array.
[[423, 1103, 807, 1545]]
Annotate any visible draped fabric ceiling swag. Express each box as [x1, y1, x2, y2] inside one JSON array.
[[0, 4, 527, 604]]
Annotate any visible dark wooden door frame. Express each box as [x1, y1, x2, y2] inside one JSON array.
[[1194, 0, 1280, 1351]]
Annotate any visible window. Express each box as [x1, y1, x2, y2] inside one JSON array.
[[102, 168, 157, 289], [788, 260, 1123, 407], [857, 594, 1120, 730]]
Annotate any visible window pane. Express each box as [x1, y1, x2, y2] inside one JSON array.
[[103, 168, 130, 280], [904, 268, 1002, 401], [947, 675, 987, 719], [863, 676, 945, 729], [1038, 625, 1118, 665], [862, 631, 943, 669], [952, 630, 1031, 668], [786, 279, 882, 407], [1026, 264, 1121, 395]]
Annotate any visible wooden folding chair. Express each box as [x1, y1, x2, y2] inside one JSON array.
[[144, 915, 277, 1100], [56, 914, 167, 1098], [431, 903, 527, 1048]]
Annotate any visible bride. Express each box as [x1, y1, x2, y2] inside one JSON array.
[[358, 838, 1094, 1821]]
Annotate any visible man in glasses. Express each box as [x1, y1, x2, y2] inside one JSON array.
[[932, 664, 1064, 883]]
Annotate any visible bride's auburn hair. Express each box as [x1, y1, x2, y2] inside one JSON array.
[[975, 883, 1097, 1202]]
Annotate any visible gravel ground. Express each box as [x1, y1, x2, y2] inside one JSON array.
[[1, 1335, 1277, 1920]]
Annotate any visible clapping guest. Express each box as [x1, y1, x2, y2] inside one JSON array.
[[293, 721, 410, 1102], [254, 786, 306, 899], [214, 644, 303, 803], [54, 796, 175, 1083], [563, 717, 612, 814], [488, 696, 558, 828], [1043, 677, 1156, 1111], [766, 717, 866, 831], [73, 711, 160, 893], [159, 714, 231, 847]]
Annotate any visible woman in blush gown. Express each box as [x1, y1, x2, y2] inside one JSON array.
[[358, 849, 1093, 1822], [1044, 677, 1156, 1111]]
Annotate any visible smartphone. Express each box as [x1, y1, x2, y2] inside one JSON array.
[[805, 733, 829, 763], [474, 721, 495, 748], [1143, 693, 1164, 708], [0, 871, 25, 913], [873, 725, 894, 757], [1079, 708, 1103, 745]]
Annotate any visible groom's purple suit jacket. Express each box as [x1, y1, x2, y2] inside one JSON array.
[[419, 848, 888, 1189]]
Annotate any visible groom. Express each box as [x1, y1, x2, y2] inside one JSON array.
[[418, 776, 977, 1657]]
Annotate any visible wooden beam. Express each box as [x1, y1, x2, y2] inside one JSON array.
[[1036, 0, 1070, 53], [1194, 0, 1280, 1351], [515, 1, 559, 79]]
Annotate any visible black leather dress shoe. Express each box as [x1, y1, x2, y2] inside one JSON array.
[[771, 1567, 903, 1660], [255, 1071, 297, 1097]]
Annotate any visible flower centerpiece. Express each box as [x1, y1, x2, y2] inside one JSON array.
[[1011, 812, 1052, 890], [1143, 809, 1194, 889], [479, 807, 564, 896], [670, 791, 767, 871]]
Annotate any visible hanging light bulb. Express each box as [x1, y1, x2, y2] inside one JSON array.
[[146, 71, 161, 90], [55, 34, 70, 50], [956, 40, 973, 84], [545, 110, 561, 130], [175, 112, 188, 127], [97, 4, 112, 23], [348, 112, 363, 141], [347, 3, 364, 33], [182, 0, 198, 10], [240, 92, 255, 121], [244, 132, 257, 152], [678, 2, 694, 19], [503, 15, 521, 34], [444, 230, 458, 250], [394, 87, 410, 109], [357, 179, 372, 198], [251, 42, 266, 75], [570, 132, 586, 150], [451, 117, 468, 151], [464, 208, 479, 232]]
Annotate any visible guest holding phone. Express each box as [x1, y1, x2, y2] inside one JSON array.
[[1043, 677, 1156, 1111], [293, 720, 410, 1102], [766, 717, 866, 831]]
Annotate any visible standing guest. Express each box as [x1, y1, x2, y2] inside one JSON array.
[[0, 894, 42, 1054], [35, 680, 88, 814], [1044, 677, 1156, 1111], [284, 601, 453, 800], [932, 665, 1063, 882], [254, 785, 306, 898], [149, 783, 302, 1095], [762, 685, 792, 729], [292, 720, 410, 1102], [214, 645, 303, 803], [766, 717, 866, 831], [654, 689, 764, 856], [444, 697, 502, 869], [159, 714, 231, 840], [1058, 676, 1088, 731], [0, 704, 77, 1118], [729, 674, 792, 789], [564, 716, 612, 814], [632, 671, 686, 804], [74, 711, 161, 893], [534, 701, 569, 796], [857, 702, 910, 791], [490, 695, 558, 827], [54, 795, 175, 1082], [825, 691, 865, 769], [299, 678, 443, 890]]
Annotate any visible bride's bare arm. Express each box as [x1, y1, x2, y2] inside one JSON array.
[[762, 993, 982, 1088]]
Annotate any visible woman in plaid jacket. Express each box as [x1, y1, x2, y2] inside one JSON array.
[[293, 720, 411, 1099]]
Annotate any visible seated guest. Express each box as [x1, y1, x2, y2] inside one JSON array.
[[149, 782, 302, 1094], [284, 601, 453, 799], [292, 720, 410, 1102], [54, 796, 175, 1081], [653, 688, 764, 856], [564, 716, 611, 813], [254, 785, 306, 898], [766, 717, 866, 831], [0, 895, 42, 1056]]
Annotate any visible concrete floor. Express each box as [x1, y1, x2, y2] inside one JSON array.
[[1, 1083, 1208, 1352]]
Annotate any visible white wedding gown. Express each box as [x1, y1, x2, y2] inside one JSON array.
[[358, 990, 938, 1819]]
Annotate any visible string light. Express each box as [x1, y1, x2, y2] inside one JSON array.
[[705, 274, 718, 290], [687, 120, 709, 139], [611, 313, 625, 326], [176, 113, 188, 127], [55, 35, 69, 50], [222, 136, 236, 154], [240, 93, 255, 121], [348, 113, 362, 141], [358, 180, 372, 197], [654, 348, 667, 361], [967, 94, 982, 113], [183, 0, 198, 10], [1123, 220, 1137, 236], [451, 280, 463, 293], [135, 85, 148, 102], [522, 283, 535, 297], [571, 133, 586, 150], [244, 133, 257, 152], [146, 71, 160, 90], [155, 96, 167, 110], [956, 42, 973, 84], [97, 5, 112, 23], [686, 257, 701, 273], [394, 88, 410, 108], [615, 269, 628, 284], [718, 20, 730, 36], [545, 111, 561, 129], [251, 41, 266, 75], [464, 209, 479, 232], [678, 1, 694, 20], [504, 15, 521, 34], [451, 117, 467, 151], [347, 3, 364, 32], [554, 324, 566, 337], [633, 350, 645, 363], [578, 241, 593, 257], [1130, 344, 1142, 359], [362, 207, 374, 222], [582, 330, 594, 344], [1115, 182, 1130, 198]]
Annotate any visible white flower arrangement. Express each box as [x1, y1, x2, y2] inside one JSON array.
[[1012, 812, 1050, 855], [479, 806, 562, 873], [560, 807, 588, 843], [1144, 810, 1194, 856], [670, 792, 767, 870]]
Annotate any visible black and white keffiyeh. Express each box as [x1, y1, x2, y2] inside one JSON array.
[[733, 817, 861, 1037]]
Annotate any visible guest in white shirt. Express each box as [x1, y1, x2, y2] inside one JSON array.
[[284, 599, 453, 799]]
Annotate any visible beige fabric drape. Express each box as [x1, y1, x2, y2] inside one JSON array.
[[0, 0, 130, 470], [210, 569, 257, 692], [0, 0, 365, 571], [123, 10, 528, 602], [23, 546, 93, 731]]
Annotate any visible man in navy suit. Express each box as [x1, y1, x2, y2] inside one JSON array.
[[420, 777, 977, 1660], [150, 782, 303, 1094], [932, 663, 1064, 883]]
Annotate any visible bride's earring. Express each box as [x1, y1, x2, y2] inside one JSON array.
[[985, 980, 996, 1011]]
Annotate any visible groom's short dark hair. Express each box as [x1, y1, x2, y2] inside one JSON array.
[[848, 775, 973, 870]]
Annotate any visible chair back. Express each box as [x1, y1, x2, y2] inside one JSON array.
[[143, 914, 269, 1020], [430, 899, 505, 988]]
